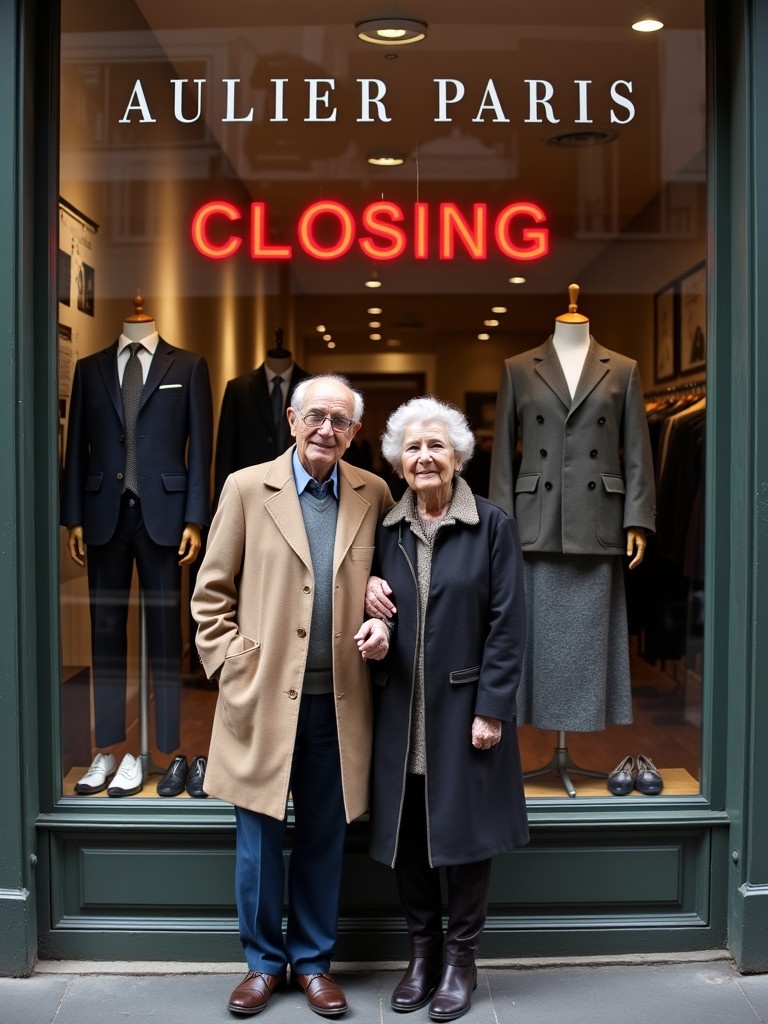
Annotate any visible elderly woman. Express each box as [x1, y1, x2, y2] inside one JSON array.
[[358, 396, 529, 1022]]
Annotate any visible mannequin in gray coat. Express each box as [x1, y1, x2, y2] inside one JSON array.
[[488, 286, 656, 792]]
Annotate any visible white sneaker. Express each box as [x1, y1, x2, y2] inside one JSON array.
[[75, 753, 116, 794], [107, 753, 144, 797]]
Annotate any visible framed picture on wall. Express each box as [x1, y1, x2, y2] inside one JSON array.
[[679, 261, 707, 375], [654, 281, 677, 384], [465, 391, 498, 434]]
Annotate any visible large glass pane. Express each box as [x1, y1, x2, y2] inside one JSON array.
[[58, 1, 705, 800]]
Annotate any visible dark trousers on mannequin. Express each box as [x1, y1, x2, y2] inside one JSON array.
[[86, 493, 182, 754], [395, 774, 491, 966]]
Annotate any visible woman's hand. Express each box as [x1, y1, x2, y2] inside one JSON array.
[[354, 618, 391, 661], [471, 715, 502, 750], [366, 576, 396, 619]]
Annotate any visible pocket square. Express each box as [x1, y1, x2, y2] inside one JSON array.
[[159, 383, 183, 389]]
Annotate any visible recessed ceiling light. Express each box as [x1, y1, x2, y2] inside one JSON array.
[[316, 324, 326, 332], [483, 319, 499, 328], [509, 276, 526, 285], [370, 333, 382, 341], [478, 332, 490, 341], [367, 148, 407, 167], [365, 274, 382, 288], [368, 321, 381, 328], [632, 13, 664, 32], [355, 8, 428, 46], [323, 334, 332, 342], [327, 341, 336, 349], [491, 306, 507, 314], [367, 306, 382, 315]]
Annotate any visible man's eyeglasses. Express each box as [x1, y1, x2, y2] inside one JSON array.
[[301, 411, 356, 433]]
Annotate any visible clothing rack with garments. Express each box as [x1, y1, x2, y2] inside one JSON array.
[[626, 378, 706, 670]]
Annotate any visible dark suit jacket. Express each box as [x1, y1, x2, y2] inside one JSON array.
[[489, 336, 656, 555], [214, 362, 311, 501], [61, 338, 213, 547]]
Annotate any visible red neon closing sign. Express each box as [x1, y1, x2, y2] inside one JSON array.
[[191, 199, 549, 262]]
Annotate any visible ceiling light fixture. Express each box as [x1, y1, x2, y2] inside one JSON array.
[[367, 306, 382, 315], [509, 276, 526, 285], [367, 148, 407, 167], [365, 269, 382, 288], [316, 324, 326, 332], [327, 341, 336, 349], [370, 333, 382, 341], [491, 306, 507, 314], [478, 332, 490, 341], [546, 128, 618, 147], [483, 319, 499, 328], [632, 8, 664, 31], [355, 7, 428, 46], [323, 333, 332, 342]]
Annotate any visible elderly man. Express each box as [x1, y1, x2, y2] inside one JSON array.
[[192, 375, 393, 1018]]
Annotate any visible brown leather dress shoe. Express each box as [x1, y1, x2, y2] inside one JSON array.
[[293, 972, 348, 1017], [227, 970, 286, 1015]]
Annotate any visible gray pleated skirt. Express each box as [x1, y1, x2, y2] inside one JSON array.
[[518, 553, 633, 731]]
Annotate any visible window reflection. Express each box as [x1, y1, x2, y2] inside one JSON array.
[[58, 0, 705, 800]]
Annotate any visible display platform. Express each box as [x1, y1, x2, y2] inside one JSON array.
[[63, 767, 699, 800]]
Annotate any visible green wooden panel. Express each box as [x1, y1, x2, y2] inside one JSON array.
[[80, 847, 235, 909], [489, 846, 681, 906]]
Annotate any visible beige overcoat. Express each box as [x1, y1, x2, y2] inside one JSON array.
[[191, 447, 393, 821]]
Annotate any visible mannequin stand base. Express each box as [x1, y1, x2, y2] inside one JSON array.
[[139, 752, 167, 779], [524, 744, 608, 798]]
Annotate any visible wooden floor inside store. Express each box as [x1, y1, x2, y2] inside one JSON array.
[[63, 649, 701, 801]]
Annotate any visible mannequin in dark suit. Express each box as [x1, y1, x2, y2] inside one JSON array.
[[214, 330, 310, 501], [61, 306, 213, 785]]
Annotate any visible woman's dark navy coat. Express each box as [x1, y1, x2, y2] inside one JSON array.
[[368, 489, 530, 868]]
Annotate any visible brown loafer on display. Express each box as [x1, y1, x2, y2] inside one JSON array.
[[293, 972, 349, 1017], [227, 970, 287, 1015]]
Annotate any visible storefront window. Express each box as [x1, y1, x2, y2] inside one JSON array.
[[58, 1, 706, 802]]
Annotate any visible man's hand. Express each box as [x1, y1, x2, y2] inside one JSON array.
[[67, 525, 86, 567], [626, 527, 647, 570], [471, 715, 502, 750], [365, 576, 396, 619], [179, 524, 202, 566], [354, 618, 391, 661]]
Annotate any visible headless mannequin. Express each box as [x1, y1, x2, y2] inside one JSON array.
[[524, 286, 647, 794], [67, 301, 202, 570], [66, 294, 203, 774]]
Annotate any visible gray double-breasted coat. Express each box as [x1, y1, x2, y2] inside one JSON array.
[[489, 336, 656, 550]]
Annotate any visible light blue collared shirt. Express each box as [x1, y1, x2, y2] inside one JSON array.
[[292, 447, 340, 499]]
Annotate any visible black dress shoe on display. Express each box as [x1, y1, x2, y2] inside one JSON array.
[[157, 755, 188, 797], [428, 963, 477, 1022], [186, 755, 208, 798], [227, 970, 287, 1015], [635, 754, 664, 794], [607, 755, 635, 796], [391, 955, 444, 1012]]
